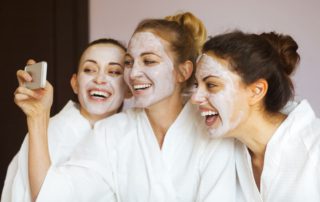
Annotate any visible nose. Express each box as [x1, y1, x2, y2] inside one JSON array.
[[94, 73, 107, 85], [129, 62, 143, 79], [191, 89, 207, 105]]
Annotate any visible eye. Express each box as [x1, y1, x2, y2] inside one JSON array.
[[143, 59, 157, 66], [108, 70, 123, 77], [206, 82, 217, 89], [124, 60, 133, 68], [194, 81, 198, 88], [83, 67, 97, 74]]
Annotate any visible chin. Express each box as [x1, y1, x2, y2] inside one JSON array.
[[207, 127, 228, 139]]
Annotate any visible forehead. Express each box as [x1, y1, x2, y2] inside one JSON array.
[[196, 53, 232, 78], [81, 44, 125, 61], [127, 31, 168, 56]]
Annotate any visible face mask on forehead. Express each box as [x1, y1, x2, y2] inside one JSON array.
[[124, 32, 176, 108], [195, 53, 244, 138]]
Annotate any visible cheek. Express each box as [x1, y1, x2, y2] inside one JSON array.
[[112, 77, 126, 96], [148, 64, 174, 83], [77, 74, 92, 89]]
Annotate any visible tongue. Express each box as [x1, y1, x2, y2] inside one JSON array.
[[206, 115, 217, 126]]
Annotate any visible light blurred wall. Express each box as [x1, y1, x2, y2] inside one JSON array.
[[90, 0, 320, 115]]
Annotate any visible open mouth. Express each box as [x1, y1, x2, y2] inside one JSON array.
[[89, 90, 111, 100], [201, 110, 219, 126], [133, 84, 152, 91]]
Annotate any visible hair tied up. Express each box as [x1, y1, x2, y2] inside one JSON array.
[[260, 32, 300, 76]]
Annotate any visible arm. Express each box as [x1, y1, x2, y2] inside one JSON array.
[[14, 60, 53, 201]]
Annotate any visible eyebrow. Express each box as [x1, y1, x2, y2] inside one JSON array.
[[125, 52, 161, 59], [141, 52, 161, 57], [203, 75, 219, 81], [109, 62, 123, 67], [84, 59, 97, 64], [84, 59, 123, 67]]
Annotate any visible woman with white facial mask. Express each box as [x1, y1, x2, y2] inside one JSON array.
[[192, 31, 320, 201], [23, 12, 237, 202], [3, 38, 127, 202]]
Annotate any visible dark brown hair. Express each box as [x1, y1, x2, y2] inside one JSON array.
[[203, 31, 300, 112], [77, 38, 126, 71]]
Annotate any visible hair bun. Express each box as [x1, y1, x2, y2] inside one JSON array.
[[165, 12, 207, 54], [260, 32, 300, 75]]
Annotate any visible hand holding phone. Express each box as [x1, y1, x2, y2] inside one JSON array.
[[24, 61, 47, 89]]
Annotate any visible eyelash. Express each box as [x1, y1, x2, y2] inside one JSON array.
[[144, 59, 156, 65], [108, 70, 122, 76], [124, 60, 133, 68], [83, 68, 96, 73], [194, 82, 198, 88], [206, 83, 217, 88]]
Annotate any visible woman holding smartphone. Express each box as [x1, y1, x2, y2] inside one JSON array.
[[3, 38, 128, 202]]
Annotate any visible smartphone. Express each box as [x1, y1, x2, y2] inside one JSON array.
[[24, 61, 47, 89]]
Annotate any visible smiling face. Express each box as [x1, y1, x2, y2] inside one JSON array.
[[124, 31, 177, 108], [71, 43, 126, 121], [192, 53, 250, 138]]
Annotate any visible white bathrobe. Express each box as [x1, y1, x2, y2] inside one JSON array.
[[235, 100, 320, 202], [36, 101, 237, 202], [1, 101, 92, 202]]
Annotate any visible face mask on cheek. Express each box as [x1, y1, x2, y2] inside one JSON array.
[[125, 32, 176, 108], [196, 54, 244, 138], [78, 73, 125, 116]]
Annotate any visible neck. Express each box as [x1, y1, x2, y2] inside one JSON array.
[[80, 108, 116, 128], [236, 111, 286, 158], [145, 90, 184, 148], [235, 110, 286, 190]]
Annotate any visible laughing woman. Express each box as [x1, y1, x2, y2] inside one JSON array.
[[6, 38, 127, 202], [192, 31, 320, 201], [18, 12, 237, 202]]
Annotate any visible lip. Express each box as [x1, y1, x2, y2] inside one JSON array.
[[199, 106, 218, 113], [130, 81, 153, 95], [198, 106, 220, 127], [88, 88, 112, 101]]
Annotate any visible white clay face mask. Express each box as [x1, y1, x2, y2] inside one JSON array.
[[124, 32, 176, 108], [193, 54, 246, 138], [76, 45, 126, 118]]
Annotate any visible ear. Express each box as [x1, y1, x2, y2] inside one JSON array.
[[70, 74, 79, 94], [176, 60, 193, 82], [248, 79, 268, 106]]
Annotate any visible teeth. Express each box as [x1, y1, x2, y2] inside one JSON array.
[[90, 90, 109, 98], [133, 84, 152, 90], [201, 111, 218, 117]]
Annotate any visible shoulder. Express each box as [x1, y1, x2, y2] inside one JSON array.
[[93, 108, 141, 140], [281, 100, 320, 159], [49, 100, 81, 123]]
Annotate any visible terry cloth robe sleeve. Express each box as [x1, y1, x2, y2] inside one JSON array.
[[236, 100, 320, 202], [1, 154, 18, 202], [36, 123, 117, 202], [0, 101, 92, 202]]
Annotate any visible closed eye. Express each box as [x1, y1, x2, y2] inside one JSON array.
[[108, 70, 123, 76], [144, 59, 157, 65], [206, 82, 217, 89]]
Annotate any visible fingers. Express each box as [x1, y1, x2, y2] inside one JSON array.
[[14, 86, 41, 100], [17, 70, 32, 86], [26, 59, 36, 65]]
